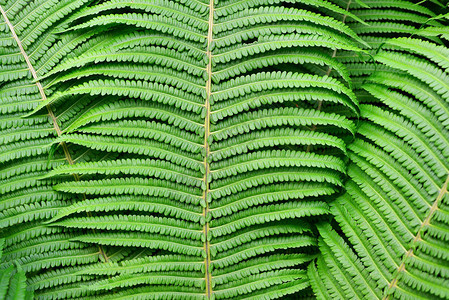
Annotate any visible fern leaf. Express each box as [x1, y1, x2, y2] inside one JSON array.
[[8, 0, 444, 298], [313, 17, 449, 300]]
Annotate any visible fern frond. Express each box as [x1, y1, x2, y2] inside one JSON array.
[[49, 195, 203, 224], [13, 248, 100, 273], [64, 99, 204, 134], [214, 253, 315, 286], [0, 201, 69, 228], [209, 183, 335, 219], [68, 13, 207, 43], [89, 273, 205, 291], [56, 133, 204, 171], [55, 178, 203, 204], [77, 255, 204, 276], [2, 233, 86, 261], [4, 0, 425, 298], [68, 0, 208, 30], [53, 215, 204, 241], [93, 286, 206, 300], [210, 150, 346, 179], [313, 22, 449, 300], [212, 50, 352, 85], [210, 202, 329, 237], [73, 233, 204, 257], [36, 78, 205, 115], [209, 129, 347, 161], [27, 265, 94, 292], [78, 120, 204, 154], [44, 158, 203, 187], [211, 235, 316, 269], [214, 269, 308, 299]]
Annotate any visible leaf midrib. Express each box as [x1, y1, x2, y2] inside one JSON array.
[[203, 0, 214, 298]]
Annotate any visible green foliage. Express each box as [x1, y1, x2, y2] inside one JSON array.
[[0, 0, 448, 299], [309, 2, 449, 300]]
